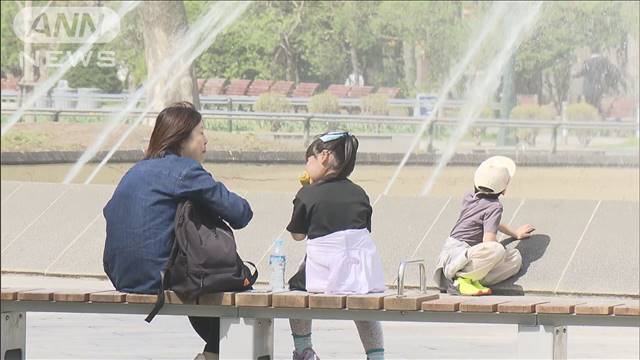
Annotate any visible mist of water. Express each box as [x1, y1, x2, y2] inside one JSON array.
[[62, 1, 251, 184], [372, 1, 509, 206], [419, 1, 544, 197]]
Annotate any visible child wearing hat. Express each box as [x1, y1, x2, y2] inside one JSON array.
[[433, 156, 535, 296]]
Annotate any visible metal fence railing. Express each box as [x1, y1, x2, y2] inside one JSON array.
[[2, 107, 637, 154]]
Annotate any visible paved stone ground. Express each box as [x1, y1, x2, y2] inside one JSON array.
[[3, 275, 639, 360]]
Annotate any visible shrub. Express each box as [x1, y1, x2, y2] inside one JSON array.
[[361, 94, 390, 115], [565, 102, 599, 147], [308, 92, 340, 114], [253, 92, 292, 131], [510, 104, 556, 146]]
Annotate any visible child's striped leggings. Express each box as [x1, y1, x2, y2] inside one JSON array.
[[289, 318, 384, 356]]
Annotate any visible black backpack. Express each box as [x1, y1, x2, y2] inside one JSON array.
[[146, 200, 258, 322]]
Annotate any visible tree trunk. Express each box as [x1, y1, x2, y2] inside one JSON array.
[[414, 41, 428, 91], [402, 41, 415, 91], [140, 1, 199, 111], [349, 45, 361, 84]]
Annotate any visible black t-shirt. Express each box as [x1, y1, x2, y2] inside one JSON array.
[[286, 178, 372, 239]]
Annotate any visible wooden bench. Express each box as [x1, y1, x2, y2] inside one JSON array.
[[376, 86, 400, 98], [197, 78, 226, 95], [224, 79, 252, 96], [291, 82, 319, 98], [348, 86, 374, 98], [327, 84, 351, 98], [2, 287, 638, 359], [246, 80, 274, 97], [3, 255, 638, 360], [268, 81, 295, 96]]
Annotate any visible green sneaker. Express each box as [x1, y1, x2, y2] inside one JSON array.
[[453, 277, 485, 296], [471, 279, 492, 295]]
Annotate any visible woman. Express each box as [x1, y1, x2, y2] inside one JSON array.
[[103, 101, 252, 360]]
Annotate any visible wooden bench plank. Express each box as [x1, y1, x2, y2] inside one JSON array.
[[536, 299, 587, 314], [613, 302, 640, 316], [89, 290, 127, 303], [498, 298, 551, 314], [459, 297, 513, 313], [308, 294, 346, 309], [384, 291, 440, 311], [235, 290, 272, 307], [198, 292, 236, 306], [17, 289, 54, 301], [125, 293, 157, 304], [166, 291, 195, 305], [53, 289, 99, 302], [1, 288, 30, 301], [574, 301, 626, 315], [272, 291, 309, 308], [346, 293, 391, 310], [421, 296, 463, 312]]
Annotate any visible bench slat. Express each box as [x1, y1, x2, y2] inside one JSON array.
[[536, 299, 587, 314], [53, 289, 100, 302], [272, 291, 309, 308], [1, 288, 28, 301], [384, 291, 440, 311], [613, 302, 640, 316], [346, 293, 391, 310], [198, 292, 236, 306], [422, 296, 463, 312], [575, 301, 626, 315], [17, 289, 53, 301], [459, 297, 513, 313], [89, 291, 127, 303], [235, 291, 272, 307], [126, 293, 158, 304], [498, 298, 551, 314], [308, 294, 346, 309]]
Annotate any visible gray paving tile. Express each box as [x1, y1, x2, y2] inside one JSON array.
[[555, 200, 639, 295]]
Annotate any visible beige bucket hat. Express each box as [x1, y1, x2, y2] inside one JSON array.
[[473, 156, 516, 194]]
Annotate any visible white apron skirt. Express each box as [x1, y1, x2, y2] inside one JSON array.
[[305, 228, 386, 294]]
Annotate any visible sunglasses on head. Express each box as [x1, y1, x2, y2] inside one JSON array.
[[319, 131, 349, 142]]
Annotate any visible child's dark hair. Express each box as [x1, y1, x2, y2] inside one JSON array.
[[474, 186, 503, 199], [305, 132, 359, 181]]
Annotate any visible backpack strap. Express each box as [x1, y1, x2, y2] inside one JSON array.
[[244, 261, 259, 286], [145, 270, 168, 323], [146, 201, 186, 323]]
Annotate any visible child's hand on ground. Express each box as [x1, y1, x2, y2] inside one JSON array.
[[515, 224, 535, 239]]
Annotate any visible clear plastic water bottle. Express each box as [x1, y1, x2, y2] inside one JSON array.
[[269, 238, 286, 291]]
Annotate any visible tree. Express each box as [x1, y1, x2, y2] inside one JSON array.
[[140, 1, 199, 110], [514, 1, 635, 112]]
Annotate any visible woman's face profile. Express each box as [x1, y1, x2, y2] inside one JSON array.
[[180, 121, 207, 163]]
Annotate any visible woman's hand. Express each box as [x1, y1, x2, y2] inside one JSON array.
[[515, 224, 535, 239]]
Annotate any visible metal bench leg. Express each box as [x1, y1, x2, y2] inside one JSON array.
[[1, 312, 26, 360], [517, 324, 567, 360], [219, 317, 273, 359]]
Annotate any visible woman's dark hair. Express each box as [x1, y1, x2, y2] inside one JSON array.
[[305, 131, 359, 181], [145, 101, 202, 159]]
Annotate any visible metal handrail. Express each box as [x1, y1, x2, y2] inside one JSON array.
[[396, 259, 427, 297], [1, 107, 636, 131]]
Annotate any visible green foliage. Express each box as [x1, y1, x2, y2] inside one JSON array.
[[308, 92, 340, 114], [565, 102, 599, 147], [254, 93, 293, 113], [565, 102, 599, 122], [360, 94, 390, 115], [0, 1, 21, 76], [510, 104, 557, 146]]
